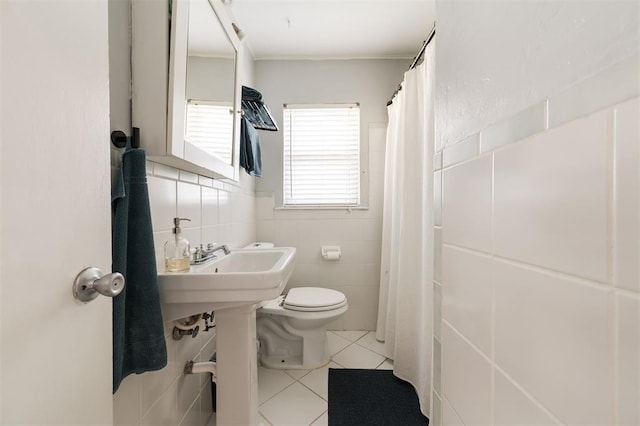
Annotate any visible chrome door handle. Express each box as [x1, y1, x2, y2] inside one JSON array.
[[73, 267, 125, 303]]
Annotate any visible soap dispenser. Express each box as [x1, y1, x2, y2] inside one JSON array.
[[165, 217, 191, 272]]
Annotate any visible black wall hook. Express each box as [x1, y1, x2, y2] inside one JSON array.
[[110, 130, 127, 148], [131, 127, 140, 148], [110, 127, 140, 149]]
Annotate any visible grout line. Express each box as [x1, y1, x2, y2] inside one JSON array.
[[443, 241, 614, 290], [612, 290, 619, 425], [297, 377, 328, 402], [258, 379, 298, 407], [609, 108, 617, 288], [441, 242, 492, 259], [444, 320, 566, 426], [610, 108, 619, 426], [493, 364, 564, 426], [177, 393, 200, 426], [442, 394, 467, 426], [613, 287, 640, 299], [490, 151, 496, 425], [492, 255, 612, 291], [258, 341, 351, 425], [544, 98, 550, 130], [442, 319, 492, 365], [439, 149, 493, 173], [308, 410, 328, 426]]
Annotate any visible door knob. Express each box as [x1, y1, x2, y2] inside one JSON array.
[[73, 267, 125, 303]]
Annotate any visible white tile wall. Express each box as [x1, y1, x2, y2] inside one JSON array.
[[494, 260, 613, 425], [442, 134, 479, 168], [147, 176, 177, 232], [493, 370, 558, 426], [433, 282, 442, 340], [431, 391, 442, 426], [255, 126, 386, 331], [434, 227, 442, 283], [480, 101, 547, 153], [442, 246, 492, 354], [442, 322, 492, 426], [436, 52, 639, 426], [255, 202, 383, 330], [113, 162, 256, 426], [614, 97, 640, 292], [442, 154, 492, 253], [494, 110, 610, 283], [442, 396, 465, 426], [434, 170, 442, 227], [616, 293, 640, 425], [433, 337, 442, 396]]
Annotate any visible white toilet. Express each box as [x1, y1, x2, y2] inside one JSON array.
[[257, 287, 348, 369], [247, 242, 348, 369]]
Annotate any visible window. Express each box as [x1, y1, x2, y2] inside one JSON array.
[[185, 100, 233, 164], [283, 104, 361, 207]]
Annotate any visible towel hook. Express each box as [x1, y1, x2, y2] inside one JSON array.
[[110, 127, 141, 149]]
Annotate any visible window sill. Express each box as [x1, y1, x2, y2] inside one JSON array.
[[276, 205, 369, 211]]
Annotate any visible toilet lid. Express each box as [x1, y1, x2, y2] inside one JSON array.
[[284, 287, 347, 312]]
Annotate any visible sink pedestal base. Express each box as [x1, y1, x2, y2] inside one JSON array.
[[215, 305, 259, 426]]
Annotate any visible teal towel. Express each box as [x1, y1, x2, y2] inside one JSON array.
[[112, 148, 167, 393], [240, 117, 262, 177]]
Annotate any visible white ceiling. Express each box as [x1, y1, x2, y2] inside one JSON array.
[[228, 0, 436, 60]]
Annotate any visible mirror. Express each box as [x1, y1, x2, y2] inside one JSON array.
[[168, 0, 242, 180], [185, 0, 236, 165]]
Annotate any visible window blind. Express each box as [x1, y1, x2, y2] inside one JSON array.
[[185, 100, 233, 164], [283, 105, 360, 206]]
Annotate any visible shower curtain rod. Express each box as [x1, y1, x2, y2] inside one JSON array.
[[387, 23, 436, 106], [409, 24, 436, 70]]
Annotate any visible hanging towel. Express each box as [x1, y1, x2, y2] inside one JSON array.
[[240, 117, 262, 177], [112, 148, 167, 393]]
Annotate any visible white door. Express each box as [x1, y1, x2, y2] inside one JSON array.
[[1, 0, 113, 423]]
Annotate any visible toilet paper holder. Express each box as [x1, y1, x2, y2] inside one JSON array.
[[321, 245, 341, 260]]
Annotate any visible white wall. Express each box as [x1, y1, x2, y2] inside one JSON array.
[[114, 162, 256, 426], [187, 56, 235, 101], [436, 0, 640, 149], [109, 1, 258, 424], [432, 1, 640, 425], [254, 59, 407, 330]]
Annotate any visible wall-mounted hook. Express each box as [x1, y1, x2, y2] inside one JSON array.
[[110, 130, 127, 148], [131, 127, 140, 148], [110, 127, 141, 149]]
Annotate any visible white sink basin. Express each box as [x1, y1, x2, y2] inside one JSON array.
[[158, 247, 296, 321]]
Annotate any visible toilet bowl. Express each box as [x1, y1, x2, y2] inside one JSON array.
[[243, 242, 349, 369], [256, 287, 348, 369]]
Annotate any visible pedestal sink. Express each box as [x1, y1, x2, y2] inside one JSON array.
[[158, 247, 296, 426]]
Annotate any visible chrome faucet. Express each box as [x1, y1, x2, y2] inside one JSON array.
[[191, 243, 231, 265], [209, 244, 231, 256]]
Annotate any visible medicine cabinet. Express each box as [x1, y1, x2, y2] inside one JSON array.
[[132, 0, 242, 181]]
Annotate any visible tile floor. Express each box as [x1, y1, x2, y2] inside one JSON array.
[[257, 330, 392, 426]]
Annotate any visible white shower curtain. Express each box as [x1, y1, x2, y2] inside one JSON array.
[[376, 42, 434, 417]]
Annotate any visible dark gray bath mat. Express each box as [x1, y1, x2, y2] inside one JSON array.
[[328, 368, 429, 425]]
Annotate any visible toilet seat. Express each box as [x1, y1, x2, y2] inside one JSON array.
[[283, 287, 347, 312]]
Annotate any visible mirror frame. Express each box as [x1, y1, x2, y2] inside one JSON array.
[[167, 0, 243, 181]]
